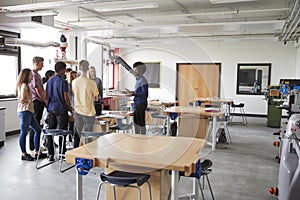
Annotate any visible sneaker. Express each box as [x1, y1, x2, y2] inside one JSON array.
[[48, 155, 55, 162], [21, 154, 34, 161], [35, 152, 47, 160]]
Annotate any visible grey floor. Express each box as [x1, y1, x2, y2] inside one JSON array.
[[0, 117, 279, 200]]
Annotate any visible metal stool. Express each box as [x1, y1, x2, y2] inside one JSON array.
[[217, 115, 232, 144], [231, 103, 248, 125], [168, 159, 215, 200], [79, 131, 109, 146], [199, 159, 215, 200], [36, 129, 74, 173], [109, 118, 133, 133], [96, 171, 152, 200], [147, 112, 167, 135]]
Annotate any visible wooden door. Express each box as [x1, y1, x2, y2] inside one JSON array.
[[177, 63, 221, 106]]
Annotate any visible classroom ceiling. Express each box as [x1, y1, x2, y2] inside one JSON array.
[[0, 0, 299, 47]]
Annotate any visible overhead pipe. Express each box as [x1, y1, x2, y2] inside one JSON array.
[[108, 49, 134, 75], [1, 37, 59, 47], [282, 8, 300, 42], [281, 0, 300, 42]]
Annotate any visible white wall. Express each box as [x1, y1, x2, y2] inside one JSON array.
[[296, 45, 300, 77], [120, 39, 297, 115]]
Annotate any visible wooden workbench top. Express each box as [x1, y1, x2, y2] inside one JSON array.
[[66, 133, 205, 175]]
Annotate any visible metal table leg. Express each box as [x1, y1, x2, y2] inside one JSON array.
[[212, 116, 217, 151], [76, 170, 83, 200], [171, 170, 179, 200], [166, 115, 170, 136]]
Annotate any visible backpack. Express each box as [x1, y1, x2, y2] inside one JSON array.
[[170, 122, 177, 136], [217, 128, 227, 143]]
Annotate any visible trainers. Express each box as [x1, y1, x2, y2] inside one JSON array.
[[48, 155, 55, 162], [35, 152, 47, 160], [21, 154, 34, 161]]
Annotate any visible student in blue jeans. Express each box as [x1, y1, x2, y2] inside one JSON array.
[[16, 68, 47, 161]]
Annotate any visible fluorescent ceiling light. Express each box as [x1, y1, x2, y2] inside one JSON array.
[[95, 2, 159, 12], [0, 0, 113, 12], [6, 10, 59, 18], [210, 0, 257, 4], [0, 1, 67, 11]]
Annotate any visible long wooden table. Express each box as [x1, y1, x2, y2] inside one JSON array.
[[196, 98, 233, 116], [65, 133, 206, 200], [95, 110, 134, 132], [165, 106, 224, 151]]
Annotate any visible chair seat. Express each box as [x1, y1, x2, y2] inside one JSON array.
[[81, 132, 108, 138], [201, 159, 213, 170], [151, 112, 167, 119], [100, 171, 150, 186], [109, 124, 132, 130], [43, 129, 73, 136], [232, 103, 244, 108]]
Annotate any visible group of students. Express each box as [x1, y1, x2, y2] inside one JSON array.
[[16, 57, 101, 161], [16, 56, 149, 162]]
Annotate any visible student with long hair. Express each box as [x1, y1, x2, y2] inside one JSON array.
[[16, 68, 47, 161]]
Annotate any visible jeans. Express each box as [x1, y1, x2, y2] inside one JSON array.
[[74, 112, 94, 148], [134, 102, 147, 134], [47, 110, 68, 155], [29, 100, 44, 151], [18, 111, 41, 153]]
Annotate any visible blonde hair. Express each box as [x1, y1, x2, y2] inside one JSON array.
[[78, 60, 89, 72], [32, 56, 44, 65]]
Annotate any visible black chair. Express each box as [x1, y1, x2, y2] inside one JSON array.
[[168, 159, 215, 200], [36, 129, 74, 173], [96, 171, 152, 200], [217, 115, 232, 144], [231, 102, 248, 125]]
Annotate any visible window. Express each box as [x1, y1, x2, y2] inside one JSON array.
[[0, 55, 19, 98], [0, 30, 20, 99], [236, 63, 271, 95], [103, 63, 114, 89], [144, 62, 160, 88]]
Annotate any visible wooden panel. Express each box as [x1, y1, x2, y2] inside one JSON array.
[[177, 63, 220, 106], [178, 115, 209, 139]]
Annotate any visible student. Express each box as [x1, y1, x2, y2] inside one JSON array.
[[16, 68, 47, 161], [28, 56, 47, 152], [89, 66, 103, 115], [41, 70, 55, 149], [46, 62, 72, 161], [72, 60, 99, 147], [42, 70, 55, 85], [66, 70, 77, 143], [123, 62, 148, 134]]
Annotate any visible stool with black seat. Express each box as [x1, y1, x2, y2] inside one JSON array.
[[168, 159, 215, 200], [217, 115, 232, 144], [36, 129, 73, 173], [96, 170, 152, 200], [231, 102, 248, 125]]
